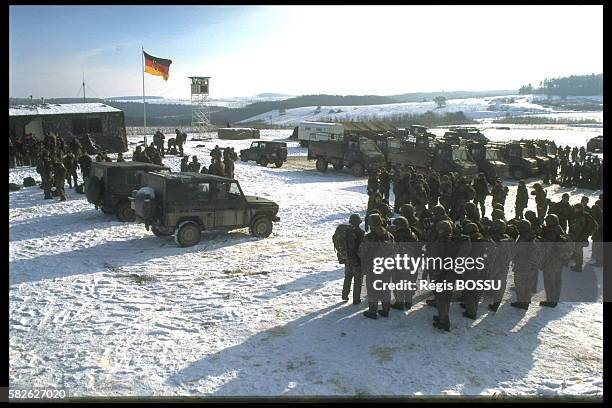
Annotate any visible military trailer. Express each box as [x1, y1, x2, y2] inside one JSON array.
[[86, 161, 171, 222], [464, 142, 510, 181], [586, 135, 603, 153], [239, 141, 288, 167], [491, 142, 539, 179], [130, 172, 280, 247], [378, 133, 479, 180], [307, 134, 386, 177]]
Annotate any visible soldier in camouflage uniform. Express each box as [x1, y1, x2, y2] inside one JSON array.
[[487, 219, 514, 312], [514, 180, 528, 219], [53, 160, 67, 201], [472, 173, 489, 218], [188, 156, 201, 173], [568, 203, 597, 272], [342, 214, 365, 305], [539, 214, 569, 307], [389, 216, 419, 311], [511, 219, 540, 310], [530, 183, 548, 223], [62, 152, 79, 189]]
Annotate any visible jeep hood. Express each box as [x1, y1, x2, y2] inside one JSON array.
[[245, 195, 279, 208]]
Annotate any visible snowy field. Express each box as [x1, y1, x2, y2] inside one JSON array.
[[9, 129, 603, 397], [238, 95, 603, 126]]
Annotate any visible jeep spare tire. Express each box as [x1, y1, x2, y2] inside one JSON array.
[[251, 217, 273, 238], [85, 176, 103, 203], [175, 222, 202, 247]]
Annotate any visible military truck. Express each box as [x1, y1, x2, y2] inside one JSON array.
[[239, 141, 288, 167], [491, 142, 539, 179], [308, 134, 386, 177], [377, 133, 479, 180], [586, 135, 602, 153], [522, 141, 553, 174], [86, 161, 170, 222], [130, 172, 280, 247], [463, 142, 510, 181]]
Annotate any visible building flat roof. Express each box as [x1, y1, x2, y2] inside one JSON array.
[[9, 103, 122, 117]]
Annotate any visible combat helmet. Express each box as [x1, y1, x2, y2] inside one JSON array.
[[517, 219, 532, 233], [349, 213, 362, 227], [393, 216, 409, 229], [367, 213, 383, 227], [545, 214, 559, 226]]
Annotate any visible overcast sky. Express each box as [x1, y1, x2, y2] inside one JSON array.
[[9, 5, 603, 99]]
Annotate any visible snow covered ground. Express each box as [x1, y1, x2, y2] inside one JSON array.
[[9, 129, 603, 397], [238, 95, 603, 126]]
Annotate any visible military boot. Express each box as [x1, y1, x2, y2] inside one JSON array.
[[510, 301, 529, 310], [363, 310, 378, 320], [539, 301, 557, 308]]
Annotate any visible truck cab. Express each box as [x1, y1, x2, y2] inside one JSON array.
[[433, 143, 479, 181], [496, 143, 539, 179], [466, 142, 510, 182], [130, 172, 280, 247], [86, 161, 170, 222]]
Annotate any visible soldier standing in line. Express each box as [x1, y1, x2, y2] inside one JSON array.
[[36, 154, 54, 200], [568, 203, 597, 272], [53, 160, 67, 201], [367, 170, 380, 196], [511, 219, 540, 310], [490, 179, 509, 209], [460, 222, 491, 320], [378, 167, 391, 201], [63, 152, 79, 189], [589, 202, 603, 267], [342, 214, 365, 305], [539, 214, 571, 308], [530, 183, 548, 223], [224, 154, 235, 179], [78, 153, 92, 191], [438, 174, 453, 213], [487, 219, 514, 312], [472, 172, 490, 218], [388, 216, 418, 311], [551, 193, 572, 233], [514, 180, 529, 219], [360, 213, 394, 320]]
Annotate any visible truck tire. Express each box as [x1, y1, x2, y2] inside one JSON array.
[[101, 207, 115, 214], [333, 163, 344, 171], [175, 222, 202, 247], [116, 201, 136, 222], [259, 159, 269, 167], [511, 167, 524, 180], [251, 217, 273, 238], [152, 226, 172, 237], [275, 161, 283, 168], [316, 158, 328, 172], [351, 162, 365, 177]]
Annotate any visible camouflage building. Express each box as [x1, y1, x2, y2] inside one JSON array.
[[9, 103, 128, 153]]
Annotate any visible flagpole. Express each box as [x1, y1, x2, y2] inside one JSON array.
[[141, 46, 147, 134]]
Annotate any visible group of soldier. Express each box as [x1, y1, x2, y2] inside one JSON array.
[[552, 145, 603, 190], [180, 145, 239, 179], [339, 164, 602, 331], [132, 128, 188, 165]]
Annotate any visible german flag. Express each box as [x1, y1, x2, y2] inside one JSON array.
[[143, 51, 172, 81]]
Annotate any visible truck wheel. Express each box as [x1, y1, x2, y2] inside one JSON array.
[[512, 168, 524, 180], [316, 158, 328, 172], [259, 159, 269, 167], [333, 163, 344, 171], [351, 163, 365, 177], [251, 217, 273, 238], [116, 202, 136, 222], [175, 222, 202, 247], [240, 154, 247, 162], [152, 226, 171, 237], [275, 161, 283, 168]]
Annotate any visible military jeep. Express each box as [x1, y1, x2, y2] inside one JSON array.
[[86, 162, 171, 222], [240, 141, 288, 167], [130, 172, 280, 247]]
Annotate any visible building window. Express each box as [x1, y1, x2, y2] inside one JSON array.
[[72, 118, 88, 134], [88, 118, 103, 133]]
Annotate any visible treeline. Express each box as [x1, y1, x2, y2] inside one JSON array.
[[389, 90, 515, 103], [518, 73, 602, 96], [314, 111, 475, 127], [492, 116, 600, 125]]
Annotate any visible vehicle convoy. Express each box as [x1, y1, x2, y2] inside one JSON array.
[[376, 132, 479, 180], [464, 141, 510, 181], [86, 161, 170, 222], [240, 141, 288, 167], [586, 135, 603, 153], [491, 141, 539, 179], [130, 172, 280, 247]]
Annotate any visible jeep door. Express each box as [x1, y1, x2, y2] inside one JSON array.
[[171, 181, 215, 229], [212, 181, 247, 228]]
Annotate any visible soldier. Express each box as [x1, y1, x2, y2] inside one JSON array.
[[460, 222, 491, 319], [180, 156, 190, 172], [450, 176, 473, 222], [360, 213, 394, 320], [472, 173, 489, 218], [579, 146, 587, 163], [580, 196, 591, 215], [224, 154, 235, 179], [378, 168, 391, 201], [572, 161, 581, 187], [439, 174, 453, 213], [154, 130, 165, 157], [36, 154, 54, 199], [553, 193, 572, 233], [365, 192, 383, 231], [210, 145, 222, 163], [116, 152, 125, 162], [175, 129, 185, 156], [145, 144, 161, 165], [487, 219, 514, 312], [524, 210, 542, 238], [367, 170, 380, 196], [464, 202, 481, 226], [571, 147, 578, 163], [133, 146, 144, 162], [530, 183, 548, 223], [392, 170, 404, 213], [77, 153, 92, 191], [589, 203, 603, 267], [389, 216, 418, 311], [62, 152, 79, 189], [209, 159, 225, 177], [427, 171, 440, 210], [399, 203, 423, 240], [53, 161, 67, 201], [539, 214, 570, 308], [511, 219, 540, 310], [342, 214, 365, 305], [490, 179, 508, 209], [568, 203, 597, 272], [514, 180, 528, 219], [411, 177, 429, 217], [188, 156, 201, 173]]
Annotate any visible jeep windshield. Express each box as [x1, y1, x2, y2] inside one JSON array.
[[485, 149, 502, 161], [452, 147, 469, 161]]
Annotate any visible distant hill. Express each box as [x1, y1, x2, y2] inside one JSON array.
[[106, 96, 164, 100], [390, 90, 516, 103], [253, 93, 292, 98]]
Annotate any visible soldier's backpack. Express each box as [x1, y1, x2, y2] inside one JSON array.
[[332, 224, 353, 264]]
